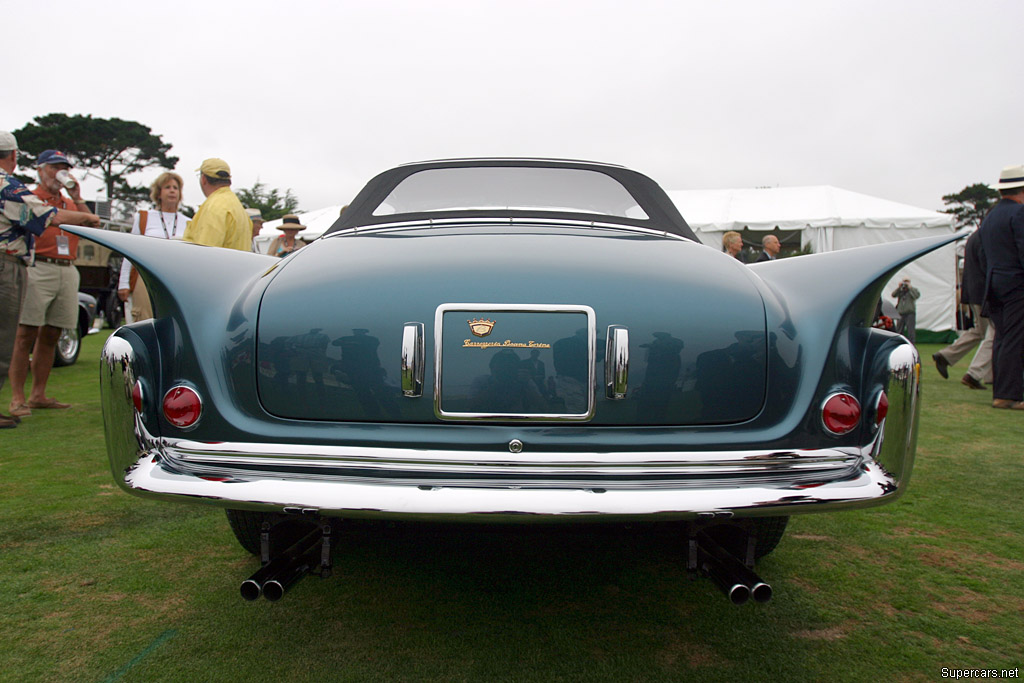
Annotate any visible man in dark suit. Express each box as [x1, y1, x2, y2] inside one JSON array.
[[977, 164, 1024, 410], [933, 231, 993, 390], [754, 234, 780, 263]]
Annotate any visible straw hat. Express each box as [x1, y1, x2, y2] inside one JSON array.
[[995, 164, 1024, 191], [280, 214, 305, 231]]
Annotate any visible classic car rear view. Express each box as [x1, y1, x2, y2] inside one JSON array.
[[69, 159, 961, 604]]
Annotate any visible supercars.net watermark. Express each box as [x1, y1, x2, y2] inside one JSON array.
[[940, 668, 1019, 679]]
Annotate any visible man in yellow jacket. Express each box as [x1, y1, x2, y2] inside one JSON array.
[[183, 158, 251, 251]]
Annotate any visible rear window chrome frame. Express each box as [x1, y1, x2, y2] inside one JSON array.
[[433, 303, 596, 422]]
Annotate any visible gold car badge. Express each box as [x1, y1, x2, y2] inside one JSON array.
[[468, 318, 496, 337]]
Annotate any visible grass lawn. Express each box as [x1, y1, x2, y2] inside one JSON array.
[[1, 332, 1022, 682]]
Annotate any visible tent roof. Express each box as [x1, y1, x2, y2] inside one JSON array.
[[667, 185, 953, 231]]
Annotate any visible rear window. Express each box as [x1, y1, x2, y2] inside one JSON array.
[[372, 167, 649, 219]]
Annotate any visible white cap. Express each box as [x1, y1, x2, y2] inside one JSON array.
[[0, 131, 17, 152]]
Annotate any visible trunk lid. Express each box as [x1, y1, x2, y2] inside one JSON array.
[[255, 225, 767, 425]]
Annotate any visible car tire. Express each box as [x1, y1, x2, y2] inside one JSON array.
[[225, 509, 271, 556], [53, 326, 81, 367], [699, 516, 789, 562], [225, 509, 326, 557], [752, 516, 789, 559], [105, 290, 124, 329]]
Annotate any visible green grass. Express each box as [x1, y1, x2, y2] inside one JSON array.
[[2, 335, 1022, 682]]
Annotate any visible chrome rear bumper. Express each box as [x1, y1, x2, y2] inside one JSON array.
[[101, 335, 920, 522]]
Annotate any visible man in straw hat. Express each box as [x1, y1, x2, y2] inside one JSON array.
[[245, 208, 263, 253], [183, 158, 251, 251], [977, 164, 1024, 410]]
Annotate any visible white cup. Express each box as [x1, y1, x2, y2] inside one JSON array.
[[55, 169, 77, 189]]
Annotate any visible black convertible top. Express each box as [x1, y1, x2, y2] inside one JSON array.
[[324, 158, 698, 240]]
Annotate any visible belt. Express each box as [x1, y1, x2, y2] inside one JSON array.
[[2, 252, 26, 266], [35, 256, 74, 267]]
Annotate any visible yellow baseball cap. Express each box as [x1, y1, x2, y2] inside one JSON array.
[[196, 158, 231, 180]]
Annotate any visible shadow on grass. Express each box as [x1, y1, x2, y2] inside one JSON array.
[[168, 520, 833, 682]]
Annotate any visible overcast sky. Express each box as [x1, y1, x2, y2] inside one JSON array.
[[6, 0, 1023, 214]]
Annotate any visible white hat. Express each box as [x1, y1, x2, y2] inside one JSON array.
[[995, 164, 1024, 191], [0, 131, 17, 152]]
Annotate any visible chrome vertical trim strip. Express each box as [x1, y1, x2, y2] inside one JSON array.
[[605, 325, 629, 399], [401, 322, 425, 397], [873, 342, 920, 488], [100, 334, 151, 489]]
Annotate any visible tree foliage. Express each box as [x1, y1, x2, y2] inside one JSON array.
[[235, 181, 300, 221], [941, 183, 999, 229], [13, 113, 178, 204]]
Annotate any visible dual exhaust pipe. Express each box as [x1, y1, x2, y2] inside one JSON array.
[[240, 525, 327, 602], [239, 520, 770, 605], [696, 530, 773, 605]]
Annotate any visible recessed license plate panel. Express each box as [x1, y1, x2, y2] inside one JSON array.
[[434, 304, 595, 421]]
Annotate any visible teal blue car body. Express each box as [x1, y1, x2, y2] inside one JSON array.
[[67, 159, 961, 527]]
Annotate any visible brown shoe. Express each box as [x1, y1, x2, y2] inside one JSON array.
[[0, 415, 17, 429], [961, 374, 986, 390], [992, 399, 1024, 410], [932, 353, 950, 379], [9, 402, 31, 417], [0, 411, 21, 424]]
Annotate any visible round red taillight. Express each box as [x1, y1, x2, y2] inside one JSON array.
[[821, 392, 861, 435], [132, 380, 144, 413], [163, 385, 202, 428], [875, 391, 889, 425]]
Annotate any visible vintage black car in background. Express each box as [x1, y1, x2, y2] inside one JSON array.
[[67, 159, 962, 604], [53, 291, 97, 367]]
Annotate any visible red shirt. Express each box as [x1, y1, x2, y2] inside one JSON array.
[[31, 185, 80, 259]]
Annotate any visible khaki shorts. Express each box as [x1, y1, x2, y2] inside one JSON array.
[[130, 277, 154, 322], [20, 260, 80, 329]]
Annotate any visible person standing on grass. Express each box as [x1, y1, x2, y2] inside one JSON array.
[[891, 277, 920, 343], [978, 164, 1024, 411], [182, 158, 251, 252], [116, 172, 190, 323], [8, 150, 102, 420], [933, 230, 993, 390], [1, 136, 99, 428]]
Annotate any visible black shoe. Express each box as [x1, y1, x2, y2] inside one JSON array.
[[961, 374, 985, 390], [932, 353, 949, 379]]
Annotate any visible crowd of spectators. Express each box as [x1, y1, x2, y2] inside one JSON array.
[[0, 128, 300, 429]]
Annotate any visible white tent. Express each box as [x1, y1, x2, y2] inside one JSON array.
[[254, 205, 346, 254], [668, 186, 957, 337]]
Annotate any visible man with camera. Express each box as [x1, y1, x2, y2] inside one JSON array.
[[891, 277, 921, 343]]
